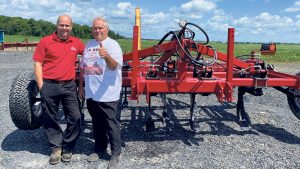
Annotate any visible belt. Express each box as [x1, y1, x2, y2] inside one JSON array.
[[43, 79, 74, 85]]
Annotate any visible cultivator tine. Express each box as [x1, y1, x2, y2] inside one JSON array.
[[237, 87, 251, 129], [145, 93, 155, 132], [122, 87, 128, 109], [77, 94, 86, 126], [161, 93, 169, 126], [189, 93, 200, 131]]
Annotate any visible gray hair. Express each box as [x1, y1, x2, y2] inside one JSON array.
[[92, 17, 109, 29]]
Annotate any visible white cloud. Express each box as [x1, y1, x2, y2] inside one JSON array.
[[233, 12, 293, 29], [203, 10, 298, 42], [111, 2, 134, 18], [166, 0, 217, 22], [36, 0, 57, 6], [295, 15, 300, 30], [190, 14, 202, 19], [117, 2, 132, 10], [250, 27, 263, 35], [0, 1, 7, 11], [285, 0, 300, 12], [227, 12, 296, 42], [233, 16, 250, 26], [169, 0, 218, 20], [11, 0, 29, 10], [207, 11, 231, 33], [1, 0, 76, 22], [208, 18, 231, 32], [30, 0, 61, 10], [143, 12, 167, 25], [181, 0, 216, 12], [139, 12, 172, 40]]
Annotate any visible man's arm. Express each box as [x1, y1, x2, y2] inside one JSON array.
[[102, 53, 118, 70], [99, 42, 118, 70], [34, 61, 43, 90]]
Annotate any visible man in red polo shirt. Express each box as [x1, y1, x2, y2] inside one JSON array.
[[33, 14, 84, 165]]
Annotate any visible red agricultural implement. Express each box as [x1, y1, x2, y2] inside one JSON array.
[[119, 20, 300, 131], [0, 38, 37, 51], [8, 20, 300, 132]]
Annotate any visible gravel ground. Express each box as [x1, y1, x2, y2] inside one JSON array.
[[0, 51, 299, 169]]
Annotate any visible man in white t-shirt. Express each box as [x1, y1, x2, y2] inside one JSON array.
[[79, 17, 122, 168]]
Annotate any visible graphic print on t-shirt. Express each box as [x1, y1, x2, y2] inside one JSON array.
[[82, 47, 104, 75]]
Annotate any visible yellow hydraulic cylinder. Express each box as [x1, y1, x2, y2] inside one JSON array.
[[135, 7, 141, 50]]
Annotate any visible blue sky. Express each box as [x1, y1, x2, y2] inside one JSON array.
[[0, 0, 300, 43]]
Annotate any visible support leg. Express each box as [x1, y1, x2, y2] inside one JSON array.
[[237, 87, 251, 128]]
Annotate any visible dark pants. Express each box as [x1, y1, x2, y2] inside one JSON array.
[[40, 80, 81, 151], [86, 99, 121, 156]]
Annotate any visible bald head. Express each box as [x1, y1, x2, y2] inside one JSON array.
[[57, 15, 73, 26]]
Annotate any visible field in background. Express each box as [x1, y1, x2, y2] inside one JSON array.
[[4, 35, 41, 43], [210, 42, 300, 63], [3, 35, 300, 63], [118, 40, 300, 63]]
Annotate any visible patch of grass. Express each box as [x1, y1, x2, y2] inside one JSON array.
[[262, 44, 300, 63], [4, 35, 41, 42], [5, 34, 90, 44], [117, 39, 158, 53]]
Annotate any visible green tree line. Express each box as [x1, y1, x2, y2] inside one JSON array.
[[0, 15, 126, 39]]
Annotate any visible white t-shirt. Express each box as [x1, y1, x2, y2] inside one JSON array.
[[81, 37, 123, 102]]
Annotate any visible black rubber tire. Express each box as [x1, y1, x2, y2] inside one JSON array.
[[9, 71, 43, 130], [287, 72, 300, 120]]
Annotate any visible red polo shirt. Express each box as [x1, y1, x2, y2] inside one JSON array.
[[33, 33, 84, 80]]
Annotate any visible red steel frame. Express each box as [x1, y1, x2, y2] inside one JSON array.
[[122, 26, 300, 103]]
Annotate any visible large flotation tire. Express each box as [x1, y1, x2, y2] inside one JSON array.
[[9, 71, 42, 130]]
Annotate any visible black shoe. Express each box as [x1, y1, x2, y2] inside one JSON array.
[[99, 150, 110, 160], [88, 149, 109, 162], [61, 149, 72, 162], [49, 148, 62, 165], [107, 154, 121, 169]]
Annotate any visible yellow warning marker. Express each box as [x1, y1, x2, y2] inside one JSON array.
[[135, 7, 141, 50]]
